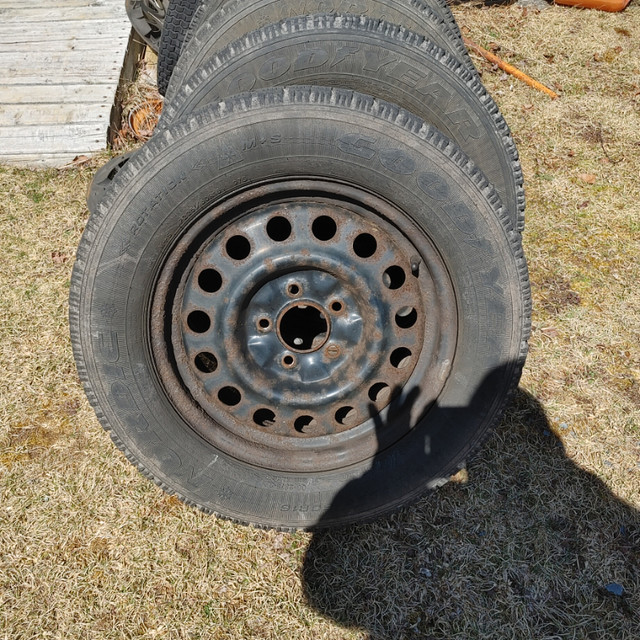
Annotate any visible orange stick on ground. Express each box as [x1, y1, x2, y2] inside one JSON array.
[[463, 37, 559, 99]]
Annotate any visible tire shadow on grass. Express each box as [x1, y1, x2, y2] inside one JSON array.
[[302, 385, 639, 639]]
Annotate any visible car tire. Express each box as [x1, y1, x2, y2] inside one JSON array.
[[70, 87, 530, 529]]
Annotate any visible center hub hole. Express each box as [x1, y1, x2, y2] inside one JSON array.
[[279, 303, 329, 352]]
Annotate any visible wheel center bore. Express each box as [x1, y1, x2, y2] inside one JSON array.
[[277, 301, 330, 353]]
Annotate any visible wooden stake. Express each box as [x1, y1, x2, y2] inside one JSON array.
[[463, 37, 559, 100]]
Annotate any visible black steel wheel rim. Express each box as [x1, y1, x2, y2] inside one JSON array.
[[151, 180, 458, 473]]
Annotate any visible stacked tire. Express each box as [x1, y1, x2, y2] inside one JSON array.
[[73, 0, 531, 530]]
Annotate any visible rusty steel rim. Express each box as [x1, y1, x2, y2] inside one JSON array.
[[151, 180, 458, 472]]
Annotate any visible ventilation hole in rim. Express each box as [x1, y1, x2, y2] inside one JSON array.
[[253, 408, 276, 427], [395, 307, 418, 329], [266, 216, 292, 242], [353, 233, 377, 258], [198, 268, 222, 293], [390, 347, 412, 369], [225, 235, 251, 260], [335, 406, 358, 426], [218, 386, 241, 406], [312, 215, 337, 241], [383, 266, 406, 290], [187, 310, 211, 333], [294, 415, 315, 433], [194, 352, 218, 373], [368, 382, 391, 403]]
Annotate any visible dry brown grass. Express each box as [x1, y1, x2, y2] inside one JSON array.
[[1, 5, 639, 639]]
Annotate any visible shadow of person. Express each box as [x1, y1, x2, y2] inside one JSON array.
[[302, 380, 639, 639]]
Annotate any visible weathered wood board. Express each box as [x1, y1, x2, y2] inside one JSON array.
[[0, 0, 133, 166]]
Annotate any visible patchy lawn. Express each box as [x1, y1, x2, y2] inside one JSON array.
[[1, 4, 639, 639]]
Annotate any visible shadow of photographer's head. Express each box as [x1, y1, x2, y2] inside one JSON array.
[[302, 385, 639, 639]]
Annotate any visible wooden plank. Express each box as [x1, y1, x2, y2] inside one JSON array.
[[0, 153, 100, 167], [0, 6, 127, 23], [0, 21, 130, 39], [0, 103, 108, 126], [0, 36, 128, 54], [4, 74, 122, 86], [0, 123, 106, 155], [3, 49, 124, 71], [0, 0, 114, 8], [0, 1, 135, 166], [0, 83, 114, 105], [2, 55, 123, 84]]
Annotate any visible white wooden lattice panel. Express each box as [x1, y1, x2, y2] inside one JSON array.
[[0, 0, 131, 166]]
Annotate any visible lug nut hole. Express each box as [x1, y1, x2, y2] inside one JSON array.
[[282, 354, 296, 368], [187, 310, 211, 333], [287, 283, 301, 297], [257, 317, 272, 331], [330, 300, 343, 313], [218, 386, 241, 406], [194, 352, 218, 373], [353, 233, 377, 258], [383, 266, 406, 290], [225, 235, 251, 260], [395, 307, 418, 329], [390, 347, 412, 369], [253, 408, 276, 427], [266, 216, 292, 242], [198, 268, 222, 293]]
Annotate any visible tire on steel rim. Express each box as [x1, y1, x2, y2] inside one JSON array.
[[159, 14, 524, 231], [164, 0, 476, 104], [70, 87, 530, 530]]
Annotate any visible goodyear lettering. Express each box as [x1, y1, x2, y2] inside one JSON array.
[[294, 48, 330, 71], [446, 109, 481, 142], [331, 44, 359, 67], [362, 48, 398, 73], [259, 56, 290, 81], [226, 72, 256, 95], [414, 82, 454, 109], [390, 61, 423, 88]]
